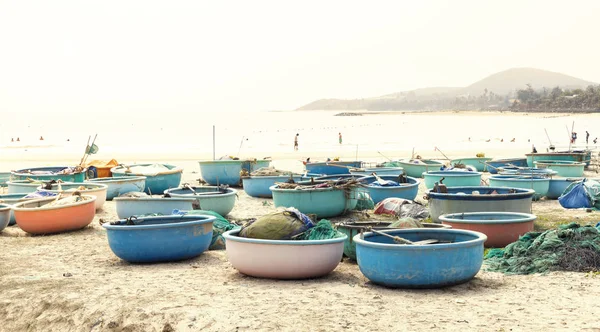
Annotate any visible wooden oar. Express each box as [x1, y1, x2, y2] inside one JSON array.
[[368, 228, 440, 245]]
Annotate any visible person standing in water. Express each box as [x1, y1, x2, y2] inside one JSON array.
[[294, 133, 299, 151], [338, 132, 342, 145], [586, 131, 590, 144]]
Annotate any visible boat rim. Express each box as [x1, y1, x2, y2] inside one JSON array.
[[113, 196, 198, 202], [533, 160, 586, 166], [439, 212, 537, 224], [102, 214, 216, 230], [87, 176, 147, 182], [223, 229, 347, 245], [353, 228, 487, 250], [164, 186, 238, 196], [36, 183, 109, 192], [12, 195, 97, 211], [422, 171, 483, 176], [110, 164, 183, 176], [427, 186, 535, 199]]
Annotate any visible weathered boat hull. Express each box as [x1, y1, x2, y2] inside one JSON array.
[[305, 161, 362, 175], [396, 160, 444, 178]]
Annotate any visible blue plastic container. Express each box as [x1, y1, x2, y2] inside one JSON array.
[[422, 170, 482, 189], [0, 193, 34, 225], [103, 215, 215, 263], [354, 228, 487, 288], [0, 203, 11, 231], [359, 175, 420, 203], [86, 176, 147, 200], [547, 178, 585, 199], [110, 164, 182, 195], [11, 166, 86, 183], [164, 186, 237, 216], [270, 180, 358, 218], [114, 197, 197, 219], [242, 175, 305, 198], [305, 161, 362, 175], [487, 158, 528, 174]]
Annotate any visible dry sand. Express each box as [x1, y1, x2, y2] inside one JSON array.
[[2, 168, 600, 332]]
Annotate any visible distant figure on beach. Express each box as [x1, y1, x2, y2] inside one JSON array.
[[485, 139, 490, 142], [468, 137, 471, 142], [39, 136, 44, 141], [338, 132, 342, 145], [586, 131, 590, 144], [16, 137, 20, 142], [595, 138, 598, 144], [532, 145, 538, 153], [11, 138, 13, 142], [500, 138, 504, 142], [67, 138, 70, 142], [510, 138, 515, 142], [571, 132, 577, 144], [294, 133, 299, 151]]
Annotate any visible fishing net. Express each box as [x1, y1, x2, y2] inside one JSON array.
[[124, 164, 170, 176], [239, 208, 315, 240], [485, 223, 600, 274], [373, 198, 429, 220], [354, 191, 375, 210], [296, 219, 344, 240], [382, 161, 402, 167], [249, 167, 298, 177]]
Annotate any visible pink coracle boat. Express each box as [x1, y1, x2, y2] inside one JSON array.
[[12, 195, 96, 235]]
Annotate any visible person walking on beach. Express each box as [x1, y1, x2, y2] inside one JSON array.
[[571, 132, 577, 144], [294, 133, 299, 151], [586, 131, 590, 144], [338, 132, 342, 145]]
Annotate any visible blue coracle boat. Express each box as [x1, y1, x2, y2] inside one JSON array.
[[86, 176, 147, 200], [110, 164, 182, 195], [486, 158, 528, 174], [359, 175, 420, 203], [305, 161, 362, 175], [11, 166, 87, 183], [103, 215, 215, 263]]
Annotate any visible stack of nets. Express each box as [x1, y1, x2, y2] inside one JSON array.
[[250, 167, 298, 177], [295, 219, 343, 240], [485, 222, 600, 274]]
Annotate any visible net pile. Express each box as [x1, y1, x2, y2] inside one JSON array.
[[485, 222, 600, 274], [250, 167, 298, 177], [295, 219, 343, 240]]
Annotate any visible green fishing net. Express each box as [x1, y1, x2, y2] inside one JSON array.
[[355, 191, 375, 210], [485, 222, 600, 274], [297, 219, 344, 241], [382, 161, 402, 167]]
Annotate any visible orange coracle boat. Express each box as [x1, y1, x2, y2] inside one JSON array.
[[12, 195, 96, 235]]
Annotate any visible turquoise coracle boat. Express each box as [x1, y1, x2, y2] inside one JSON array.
[[198, 159, 271, 186], [526, 151, 590, 167], [450, 157, 493, 172], [304, 161, 362, 175], [533, 160, 585, 177], [11, 166, 86, 183], [397, 159, 444, 178], [110, 164, 182, 195], [487, 158, 528, 174], [164, 186, 237, 216], [422, 171, 482, 189], [0, 172, 11, 187], [488, 175, 550, 200]]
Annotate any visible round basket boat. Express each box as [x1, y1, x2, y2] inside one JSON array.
[[349, 167, 404, 177], [164, 186, 237, 216], [487, 158, 528, 174], [450, 157, 493, 172], [533, 160, 585, 178], [0, 204, 11, 231], [12, 195, 97, 235], [110, 164, 182, 195], [11, 166, 87, 183], [7, 180, 44, 194], [439, 212, 536, 248], [547, 178, 585, 199], [336, 221, 452, 261], [315, 174, 366, 181], [270, 180, 358, 218], [86, 176, 146, 200], [0, 171, 11, 187], [114, 196, 197, 219], [397, 159, 444, 178], [223, 229, 346, 279], [488, 175, 550, 200], [423, 171, 482, 190], [38, 182, 108, 210], [103, 215, 215, 263], [358, 175, 420, 203], [354, 228, 487, 288], [427, 186, 535, 222]]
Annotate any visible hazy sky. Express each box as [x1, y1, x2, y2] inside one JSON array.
[[1, 0, 599, 114]]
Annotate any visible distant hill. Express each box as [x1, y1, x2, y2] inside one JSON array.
[[296, 68, 596, 111]]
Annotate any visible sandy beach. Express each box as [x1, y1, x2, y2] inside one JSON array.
[[2, 160, 600, 331], [2, 111, 600, 331]]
